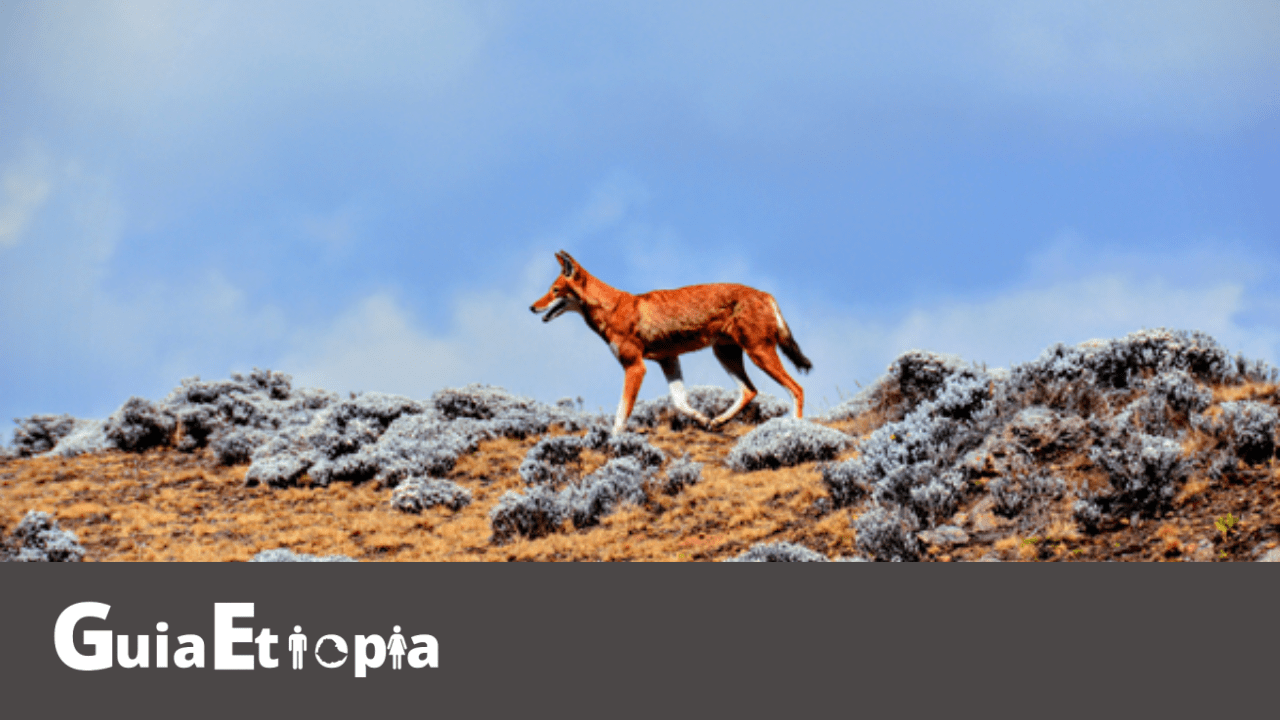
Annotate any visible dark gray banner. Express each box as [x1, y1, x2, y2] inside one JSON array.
[[0, 564, 1273, 718]]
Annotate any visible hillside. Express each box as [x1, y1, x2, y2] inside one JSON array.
[[2, 328, 1278, 562]]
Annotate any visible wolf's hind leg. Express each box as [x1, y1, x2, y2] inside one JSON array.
[[710, 344, 758, 427], [744, 344, 803, 419]]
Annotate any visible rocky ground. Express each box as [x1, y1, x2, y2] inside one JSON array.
[[2, 328, 1278, 562]]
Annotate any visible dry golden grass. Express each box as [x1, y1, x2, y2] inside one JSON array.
[[1153, 522, 1186, 557], [1213, 382, 1278, 404], [1016, 538, 1042, 562], [1175, 476, 1213, 505], [992, 536, 1020, 559], [1044, 517, 1082, 543], [0, 420, 867, 562]]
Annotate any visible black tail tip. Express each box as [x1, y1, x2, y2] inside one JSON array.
[[780, 336, 812, 374], [781, 345, 813, 374]]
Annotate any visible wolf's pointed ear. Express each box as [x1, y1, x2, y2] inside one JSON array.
[[556, 250, 578, 278]]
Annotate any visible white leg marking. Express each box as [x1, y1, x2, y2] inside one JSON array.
[[669, 379, 701, 416], [614, 388, 629, 434], [713, 380, 752, 426], [661, 358, 709, 425]]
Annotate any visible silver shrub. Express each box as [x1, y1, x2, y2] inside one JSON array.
[[243, 383, 598, 489], [104, 397, 177, 452], [816, 350, 971, 423], [391, 477, 473, 513], [518, 436, 585, 486], [5, 510, 85, 562], [725, 418, 851, 471], [605, 432, 666, 470], [564, 457, 651, 529], [431, 383, 600, 434], [725, 541, 828, 562], [909, 471, 968, 526], [1143, 369, 1212, 417], [163, 369, 339, 461], [10, 414, 78, 457], [37, 418, 111, 458], [489, 485, 570, 543], [660, 453, 703, 494], [1206, 401, 1278, 465], [1008, 329, 1275, 395], [853, 505, 920, 562], [490, 435, 669, 541], [248, 548, 357, 562], [1088, 430, 1190, 519]]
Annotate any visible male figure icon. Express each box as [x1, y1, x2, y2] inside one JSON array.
[[289, 626, 306, 669]]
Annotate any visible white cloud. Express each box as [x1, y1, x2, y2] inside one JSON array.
[[532, 171, 783, 311], [981, 1, 1280, 130], [0, 165, 784, 426], [296, 201, 364, 254], [630, 1, 1280, 138], [0, 147, 290, 402], [279, 253, 629, 408], [798, 237, 1278, 409], [886, 275, 1249, 367], [17, 1, 491, 117], [0, 153, 122, 339], [570, 170, 651, 237], [0, 150, 53, 248], [8, 0, 1273, 167], [2, 0, 504, 184], [988, 2, 1280, 84]]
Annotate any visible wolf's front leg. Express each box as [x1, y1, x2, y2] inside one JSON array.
[[613, 359, 647, 434]]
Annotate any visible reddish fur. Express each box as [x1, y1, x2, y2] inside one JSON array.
[[531, 251, 810, 431]]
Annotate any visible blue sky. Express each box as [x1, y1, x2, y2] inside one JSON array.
[[2, 1, 1278, 442]]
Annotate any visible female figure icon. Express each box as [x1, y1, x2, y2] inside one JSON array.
[[387, 626, 407, 669]]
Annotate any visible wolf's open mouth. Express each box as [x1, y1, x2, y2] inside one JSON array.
[[542, 297, 568, 322]]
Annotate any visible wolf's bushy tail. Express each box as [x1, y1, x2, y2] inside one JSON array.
[[780, 331, 813, 374], [773, 303, 813, 374]]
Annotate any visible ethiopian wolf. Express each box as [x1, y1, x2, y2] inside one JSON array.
[[530, 251, 812, 434]]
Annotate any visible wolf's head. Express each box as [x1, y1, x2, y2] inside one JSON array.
[[529, 250, 587, 323]]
